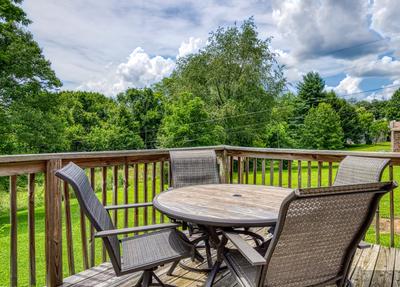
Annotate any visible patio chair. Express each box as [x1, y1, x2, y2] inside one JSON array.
[[220, 181, 396, 287], [56, 162, 197, 287], [334, 155, 390, 186], [333, 155, 390, 248]]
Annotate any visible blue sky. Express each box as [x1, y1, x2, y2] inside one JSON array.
[[22, 0, 400, 100]]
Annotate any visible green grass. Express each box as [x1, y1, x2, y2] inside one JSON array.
[[0, 142, 396, 286]]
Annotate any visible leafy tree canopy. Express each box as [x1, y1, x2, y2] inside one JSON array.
[[157, 93, 225, 148], [117, 88, 164, 149], [157, 18, 285, 147], [302, 103, 344, 150]]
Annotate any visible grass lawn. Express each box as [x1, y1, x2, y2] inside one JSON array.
[[0, 142, 396, 286]]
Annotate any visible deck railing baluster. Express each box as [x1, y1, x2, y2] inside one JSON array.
[[101, 167, 107, 262], [124, 163, 129, 237], [89, 168, 95, 267], [29, 173, 38, 284], [63, 181, 75, 276], [10, 175, 18, 287]]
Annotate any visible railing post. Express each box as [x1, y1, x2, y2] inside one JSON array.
[[218, 149, 229, 183], [45, 159, 63, 286]]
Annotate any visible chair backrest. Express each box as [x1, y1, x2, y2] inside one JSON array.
[[334, 156, 389, 186], [55, 162, 121, 272], [260, 182, 394, 287], [169, 149, 220, 188]]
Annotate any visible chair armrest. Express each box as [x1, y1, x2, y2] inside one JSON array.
[[95, 223, 180, 238], [105, 202, 153, 210], [223, 231, 267, 266]]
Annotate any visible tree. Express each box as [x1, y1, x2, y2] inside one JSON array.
[[117, 88, 164, 149], [302, 103, 344, 149], [370, 119, 389, 143], [0, 0, 63, 154], [158, 18, 285, 146], [386, 89, 400, 120], [59, 91, 143, 151], [357, 107, 375, 144], [327, 91, 362, 144], [157, 93, 225, 148], [297, 72, 327, 111]]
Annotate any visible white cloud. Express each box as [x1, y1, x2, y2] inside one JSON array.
[[117, 48, 175, 87], [348, 55, 400, 78], [332, 75, 362, 96], [177, 37, 203, 58], [371, 0, 400, 39], [79, 47, 175, 95]]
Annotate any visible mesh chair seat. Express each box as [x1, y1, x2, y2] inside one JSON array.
[[121, 229, 192, 272]]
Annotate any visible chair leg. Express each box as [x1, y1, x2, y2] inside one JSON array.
[[167, 261, 179, 276]]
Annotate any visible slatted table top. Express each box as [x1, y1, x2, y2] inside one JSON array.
[[153, 184, 293, 227]]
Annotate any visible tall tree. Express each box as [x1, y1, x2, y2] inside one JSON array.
[[386, 89, 400, 120], [117, 88, 164, 149], [297, 72, 327, 111], [157, 93, 225, 148], [158, 18, 285, 146], [302, 103, 344, 149], [356, 107, 375, 144], [0, 0, 64, 154], [327, 91, 362, 144]]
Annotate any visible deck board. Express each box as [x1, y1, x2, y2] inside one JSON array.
[[62, 240, 397, 287]]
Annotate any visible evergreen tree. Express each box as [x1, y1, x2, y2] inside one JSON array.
[[302, 103, 344, 149]]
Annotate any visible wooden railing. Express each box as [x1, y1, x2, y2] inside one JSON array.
[[1, 145, 400, 286]]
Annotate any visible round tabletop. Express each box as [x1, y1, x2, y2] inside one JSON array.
[[153, 184, 293, 227]]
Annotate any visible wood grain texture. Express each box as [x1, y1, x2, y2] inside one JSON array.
[[318, 161, 322, 187], [101, 167, 107, 262], [152, 162, 157, 224], [124, 163, 129, 233], [143, 163, 148, 227], [45, 159, 63, 286], [270, 160, 274, 186], [297, 160, 302, 188], [89, 168, 95, 267], [134, 164, 139, 229], [112, 166, 118, 226], [10, 175, 17, 287], [63, 182, 75, 276], [253, 158, 257, 184], [28, 173, 37, 285], [287, 160, 292, 188], [79, 209, 89, 270], [154, 184, 293, 227], [389, 164, 395, 247], [261, 159, 266, 185], [159, 161, 165, 223], [307, 161, 312, 188]]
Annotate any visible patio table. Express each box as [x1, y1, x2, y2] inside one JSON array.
[[153, 184, 293, 285]]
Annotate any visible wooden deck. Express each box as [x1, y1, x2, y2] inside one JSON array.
[[61, 243, 399, 287]]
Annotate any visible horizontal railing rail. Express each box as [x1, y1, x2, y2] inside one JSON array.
[[0, 145, 399, 286]]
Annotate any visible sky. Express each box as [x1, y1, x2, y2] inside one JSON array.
[[22, 0, 400, 101]]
